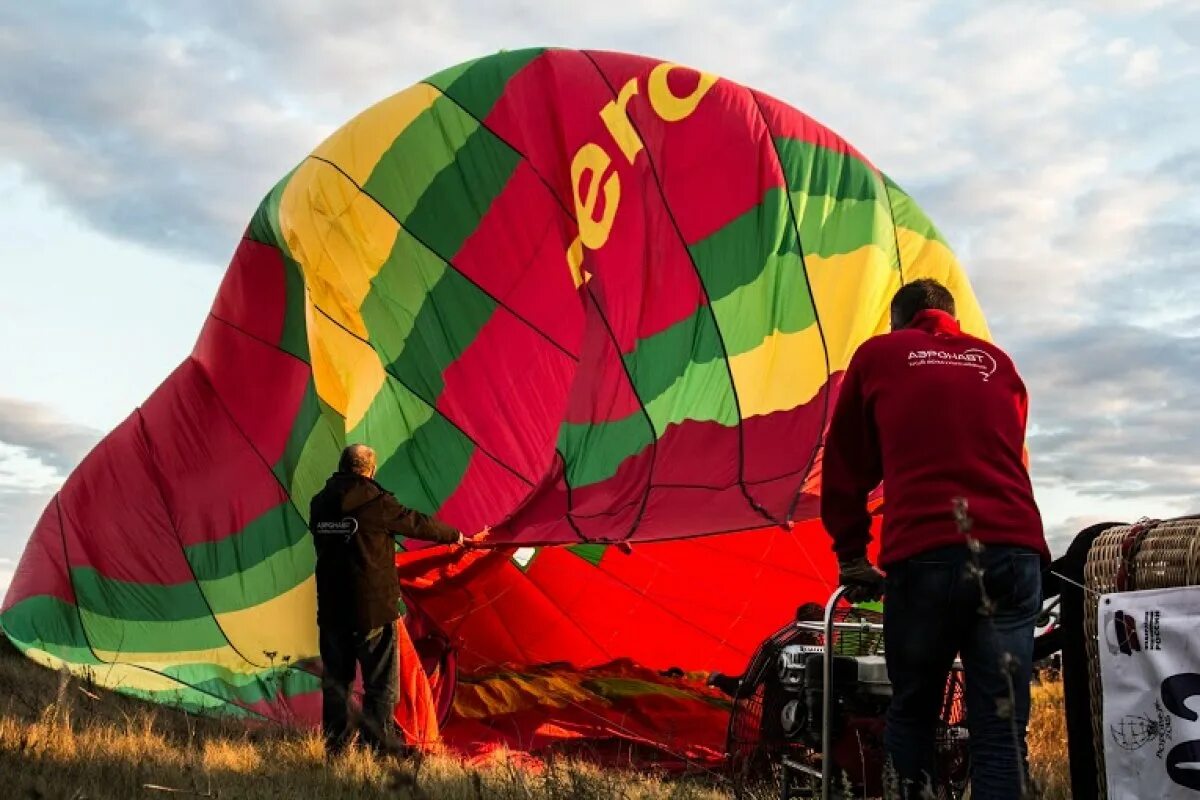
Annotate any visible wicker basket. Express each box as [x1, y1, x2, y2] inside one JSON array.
[[1083, 518, 1200, 799]]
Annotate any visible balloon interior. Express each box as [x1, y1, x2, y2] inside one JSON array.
[[2, 48, 992, 775]]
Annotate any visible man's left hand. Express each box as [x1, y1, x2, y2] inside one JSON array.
[[838, 556, 885, 603]]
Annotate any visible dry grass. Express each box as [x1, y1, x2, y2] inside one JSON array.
[[1028, 680, 1070, 799], [0, 637, 1072, 799]]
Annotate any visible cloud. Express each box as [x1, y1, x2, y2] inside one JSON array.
[[0, 397, 101, 475], [1024, 324, 1200, 509]]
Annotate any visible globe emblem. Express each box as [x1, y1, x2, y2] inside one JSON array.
[[1112, 714, 1160, 751]]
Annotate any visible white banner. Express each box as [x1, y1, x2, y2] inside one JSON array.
[[1100, 586, 1200, 798]]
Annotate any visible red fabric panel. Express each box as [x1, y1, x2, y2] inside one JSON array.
[[451, 161, 584, 356], [193, 315, 310, 466], [2, 497, 74, 608], [137, 361, 286, 548], [399, 521, 844, 676], [437, 308, 574, 485], [435, 449, 534, 536], [208, 238, 287, 345], [57, 412, 194, 585]]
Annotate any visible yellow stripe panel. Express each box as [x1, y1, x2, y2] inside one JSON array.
[[312, 83, 440, 186], [896, 228, 990, 340], [305, 295, 386, 427], [730, 243, 896, 418], [729, 325, 825, 419], [215, 575, 319, 665], [92, 645, 258, 673], [279, 159, 400, 338], [732, 230, 986, 420], [280, 157, 395, 425], [26, 647, 196, 694], [808, 243, 901, 374]]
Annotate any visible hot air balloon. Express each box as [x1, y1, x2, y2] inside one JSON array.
[[1, 47, 989, 762]]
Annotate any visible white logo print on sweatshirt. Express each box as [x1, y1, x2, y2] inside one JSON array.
[[907, 347, 997, 381]]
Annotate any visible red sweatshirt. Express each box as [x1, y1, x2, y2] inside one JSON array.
[[821, 309, 1048, 567]]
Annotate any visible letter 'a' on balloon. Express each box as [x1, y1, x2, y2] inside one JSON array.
[[1, 48, 990, 755]]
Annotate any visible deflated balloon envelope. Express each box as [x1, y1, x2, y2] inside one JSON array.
[[1, 48, 988, 734]]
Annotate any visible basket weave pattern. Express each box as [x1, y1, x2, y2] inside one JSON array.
[[1083, 519, 1200, 799]]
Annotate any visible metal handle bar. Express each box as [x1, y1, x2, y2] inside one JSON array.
[[821, 585, 851, 800]]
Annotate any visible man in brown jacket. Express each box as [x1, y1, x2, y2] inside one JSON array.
[[309, 443, 464, 757]]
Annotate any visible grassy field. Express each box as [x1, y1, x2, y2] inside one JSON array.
[[0, 637, 1071, 799]]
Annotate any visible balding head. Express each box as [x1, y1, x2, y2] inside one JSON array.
[[338, 443, 377, 477]]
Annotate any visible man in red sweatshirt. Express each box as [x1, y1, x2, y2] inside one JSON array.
[[821, 279, 1048, 800]]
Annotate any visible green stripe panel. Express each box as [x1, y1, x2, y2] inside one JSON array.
[[78, 604, 227, 653], [623, 308, 738, 437], [185, 502, 310, 585], [360, 93, 521, 263], [287, 396, 347, 520], [245, 168, 295, 255], [884, 175, 948, 245], [691, 187, 818, 356], [362, 226, 497, 402], [278, 253, 311, 361], [163, 662, 321, 707], [363, 96, 480, 223], [273, 380, 323, 493], [774, 137, 880, 203], [72, 567, 210, 623], [775, 136, 898, 271], [400, 123, 521, 259], [426, 47, 545, 121], [1, 595, 102, 663], [349, 374, 474, 514], [557, 410, 653, 489]]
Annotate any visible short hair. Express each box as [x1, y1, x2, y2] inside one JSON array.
[[338, 443, 376, 476], [890, 279, 956, 330]]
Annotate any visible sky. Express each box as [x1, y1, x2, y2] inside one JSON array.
[[1, 0, 1198, 596]]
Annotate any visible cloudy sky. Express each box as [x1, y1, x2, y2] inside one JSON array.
[[1, 0, 1198, 594]]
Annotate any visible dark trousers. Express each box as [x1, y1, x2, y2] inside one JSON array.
[[319, 623, 399, 754], [883, 545, 1042, 800]]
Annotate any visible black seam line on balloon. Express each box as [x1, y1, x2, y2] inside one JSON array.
[[304, 296, 536, 490], [579, 51, 777, 534], [554, 447, 590, 543], [304, 154, 578, 364], [564, 464, 819, 523], [134, 408, 275, 674], [48, 493, 271, 721], [582, 281, 660, 542], [748, 90, 834, 524], [208, 311, 311, 369], [882, 177, 907, 285], [483, 517, 799, 550]]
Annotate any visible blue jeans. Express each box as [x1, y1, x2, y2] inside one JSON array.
[[883, 545, 1041, 800]]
